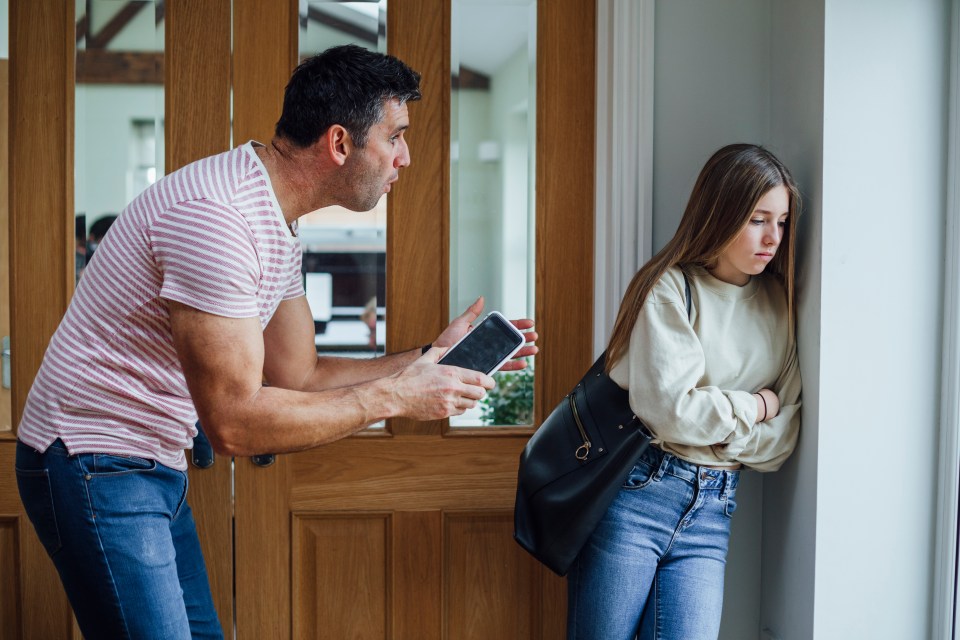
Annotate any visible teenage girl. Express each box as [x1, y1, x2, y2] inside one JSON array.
[[567, 144, 802, 640]]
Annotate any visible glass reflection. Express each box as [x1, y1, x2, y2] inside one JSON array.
[[74, 0, 164, 284], [450, 0, 536, 427], [298, 1, 388, 358]]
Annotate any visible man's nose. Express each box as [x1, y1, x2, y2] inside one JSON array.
[[395, 138, 411, 168]]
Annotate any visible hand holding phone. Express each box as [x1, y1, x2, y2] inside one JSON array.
[[437, 311, 525, 375]]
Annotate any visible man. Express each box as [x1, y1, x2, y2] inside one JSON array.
[[15, 45, 536, 639]]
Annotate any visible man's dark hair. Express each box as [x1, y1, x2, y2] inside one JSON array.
[[89, 214, 117, 241], [276, 44, 421, 149]]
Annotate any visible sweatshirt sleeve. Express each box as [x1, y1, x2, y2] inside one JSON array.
[[722, 341, 802, 472], [625, 280, 759, 448]]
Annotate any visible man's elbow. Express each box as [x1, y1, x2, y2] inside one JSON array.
[[200, 414, 249, 457]]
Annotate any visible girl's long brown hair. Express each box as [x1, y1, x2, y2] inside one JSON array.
[[606, 144, 800, 370]]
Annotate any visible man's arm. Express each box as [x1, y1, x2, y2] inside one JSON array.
[[261, 295, 421, 391], [169, 300, 493, 456], [262, 296, 538, 392]]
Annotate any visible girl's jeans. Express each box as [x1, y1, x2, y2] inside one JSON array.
[[567, 445, 739, 640], [15, 439, 223, 639]]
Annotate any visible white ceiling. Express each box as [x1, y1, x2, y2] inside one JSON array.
[[303, 0, 534, 78]]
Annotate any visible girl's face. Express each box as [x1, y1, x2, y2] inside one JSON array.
[[711, 185, 790, 286]]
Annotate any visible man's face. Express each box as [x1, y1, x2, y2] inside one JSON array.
[[341, 98, 411, 212]]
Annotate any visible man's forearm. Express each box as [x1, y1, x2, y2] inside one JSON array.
[[299, 348, 422, 391]]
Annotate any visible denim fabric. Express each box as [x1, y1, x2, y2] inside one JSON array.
[[15, 439, 223, 640], [567, 445, 739, 640]]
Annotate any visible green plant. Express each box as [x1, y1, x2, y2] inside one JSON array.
[[480, 362, 534, 426]]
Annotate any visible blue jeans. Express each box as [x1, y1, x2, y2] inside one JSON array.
[[567, 446, 739, 640], [15, 439, 223, 639]]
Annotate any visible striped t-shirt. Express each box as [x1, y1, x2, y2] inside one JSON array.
[[18, 142, 304, 470]]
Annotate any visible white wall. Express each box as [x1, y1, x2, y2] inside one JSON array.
[[653, 0, 771, 250], [811, 1, 947, 637], [653, 2, 772, 638]]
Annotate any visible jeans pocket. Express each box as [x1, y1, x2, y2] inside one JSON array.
[[15, 468, 63, 556], [87, 453, 157, 476], [622, 459, 656, 490]]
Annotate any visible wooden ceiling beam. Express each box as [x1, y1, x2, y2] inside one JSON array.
[[86, 1, 149, 49], [76, 50, 163, 85]]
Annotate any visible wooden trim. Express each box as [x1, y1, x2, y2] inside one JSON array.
[[0, 60, 10, 434], [532, 1, 596, 631], [76, 50, 163, 85], [10, 0, 76, 432], [165, 1, 232, 635], [232, 2, 298, 637], [165, 0, 231, 173], [232, 0, 297, 146], [9, 4, 77, 633], [387, 0, 450, 437], [535, 0, 595, 422]]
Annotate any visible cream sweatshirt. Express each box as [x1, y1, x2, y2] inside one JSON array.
[[608, 265, 801, 472]]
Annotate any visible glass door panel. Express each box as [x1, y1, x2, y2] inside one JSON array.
[[298, 1, 389, 359], [450, 0, 536, 427], [74, 0, 164, 284]]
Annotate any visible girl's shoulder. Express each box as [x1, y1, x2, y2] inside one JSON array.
[[647, 265, 689, 306]]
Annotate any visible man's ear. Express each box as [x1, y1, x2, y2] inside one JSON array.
[[326, 125, 352, 167]]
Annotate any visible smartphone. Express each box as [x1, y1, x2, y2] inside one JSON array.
[[437, 311, 525, 375]]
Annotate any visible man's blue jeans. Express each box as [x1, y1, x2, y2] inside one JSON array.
[[567, 446, 739, 640], [15, 439, 223, 639]]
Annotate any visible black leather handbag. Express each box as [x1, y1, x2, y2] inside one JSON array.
[[513, 274, 691, 576]]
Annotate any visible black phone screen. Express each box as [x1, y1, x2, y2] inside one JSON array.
[[438, 314, 523, 374]]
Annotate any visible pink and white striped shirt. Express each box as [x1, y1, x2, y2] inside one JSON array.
[[18, 142, 304, 470]]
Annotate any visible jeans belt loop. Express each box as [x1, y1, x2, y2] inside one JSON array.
[[653, 449, 670, 482], [720, 470, 731, 500]]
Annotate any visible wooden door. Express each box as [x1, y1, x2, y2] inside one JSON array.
[[231, 0, 596, 637], [3, 0, 596, 636], [3, 1, 81, 637], [3, 1, 237, 636]]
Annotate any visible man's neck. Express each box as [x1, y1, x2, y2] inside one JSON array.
[[255, 138, 330, 224]]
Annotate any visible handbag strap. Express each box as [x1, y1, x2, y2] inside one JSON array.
[[681, 269, 692, 320]]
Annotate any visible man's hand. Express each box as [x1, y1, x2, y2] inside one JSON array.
[[434, 297, 485, 348], [387, 347, 495, 419], [433, 297, 539, 372], [500, 318, 538, 372]]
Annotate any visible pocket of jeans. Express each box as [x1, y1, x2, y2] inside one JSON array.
[[87, 453, 157, 475], [15, 468, 63, 556], [723, 492, 738, 518], [622, 459, 656, 490]]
